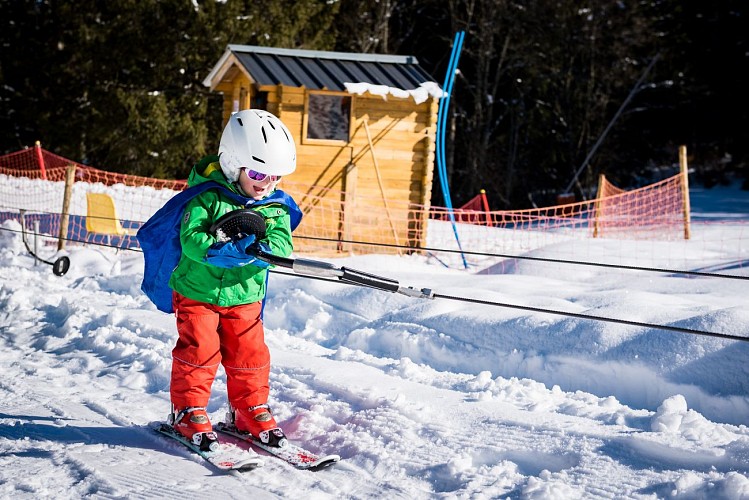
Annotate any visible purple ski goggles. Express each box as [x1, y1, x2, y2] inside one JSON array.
[[243, 168, 280, 182]]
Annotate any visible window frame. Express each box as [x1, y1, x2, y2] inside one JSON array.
[[302, 90, 353, 146]]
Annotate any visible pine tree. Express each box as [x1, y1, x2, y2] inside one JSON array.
[[0, 0, 340, 178]]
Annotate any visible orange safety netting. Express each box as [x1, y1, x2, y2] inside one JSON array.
[[0, 145, 185, 249], [593, 174, 690, 239], [2, 145, 741, 274], [424, 172, 693, 269]]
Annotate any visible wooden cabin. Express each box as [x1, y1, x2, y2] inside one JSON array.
[[203, 44, 442, 254]]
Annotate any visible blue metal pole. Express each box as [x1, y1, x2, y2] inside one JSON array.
[[436, 31, 468, 269]]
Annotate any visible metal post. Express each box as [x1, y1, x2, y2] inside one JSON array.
[[33, 220, 41, 266], [20, 209, 27, 247]]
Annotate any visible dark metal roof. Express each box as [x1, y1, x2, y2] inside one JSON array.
[[206, 45, 436, 92]]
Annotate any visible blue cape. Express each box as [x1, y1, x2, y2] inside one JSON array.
[[137, 181, 302, 313]]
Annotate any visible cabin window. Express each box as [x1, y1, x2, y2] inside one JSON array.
[[251, 90, 268, 110], [304, 92, 351, 143]]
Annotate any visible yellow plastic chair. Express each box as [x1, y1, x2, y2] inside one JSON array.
[[85, 192, 135, 244]]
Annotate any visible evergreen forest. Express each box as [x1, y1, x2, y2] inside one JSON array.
[[1, 0, 747, 208]]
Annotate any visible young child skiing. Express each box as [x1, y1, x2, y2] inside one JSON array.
[[149, 109, 302, 452]]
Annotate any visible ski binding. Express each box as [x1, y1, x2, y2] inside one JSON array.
[[151, 422, 263, 472]]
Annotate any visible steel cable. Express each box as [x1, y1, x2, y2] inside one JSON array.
[[1, 224, 746, 342]]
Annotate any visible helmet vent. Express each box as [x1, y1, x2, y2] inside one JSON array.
[[237, 118, 244, 127], [268, 121, 276, 130], [261, 126, 268, 143], [282, 128, 290, 142], [251, 156, 266, 164]]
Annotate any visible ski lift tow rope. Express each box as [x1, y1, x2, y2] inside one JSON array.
[[0, 224, 745, 341], [264, 262, 748, 344]]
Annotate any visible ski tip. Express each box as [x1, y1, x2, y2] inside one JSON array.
[[298, 454, 341, 471], [220, 458, 264, 471], [234, 460, 264, 472]]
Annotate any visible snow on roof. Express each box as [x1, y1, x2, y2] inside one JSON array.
[[204, 44, 442, 103]]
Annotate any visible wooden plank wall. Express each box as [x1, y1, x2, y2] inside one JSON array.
[[221, 82, 438, 253], [344, 93, 436, 250]]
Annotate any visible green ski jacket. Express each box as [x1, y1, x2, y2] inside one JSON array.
[[168, 156, 294, 307]]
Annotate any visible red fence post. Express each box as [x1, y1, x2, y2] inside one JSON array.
[[480, 189, 491, 226], [35, 141, 47, 180]]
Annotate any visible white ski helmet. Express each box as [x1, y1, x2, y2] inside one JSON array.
[[218, 109, 297, 183]]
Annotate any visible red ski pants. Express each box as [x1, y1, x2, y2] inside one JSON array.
[[170, 292, 270, 409]]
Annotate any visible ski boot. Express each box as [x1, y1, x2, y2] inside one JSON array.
[[169, 405, 220, 453], [228, 404, 288, 448]]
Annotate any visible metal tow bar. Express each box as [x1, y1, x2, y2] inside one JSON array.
[[253, 249, 435, 300]]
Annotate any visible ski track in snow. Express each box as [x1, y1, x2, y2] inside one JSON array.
[[1, 199, 749, 498]]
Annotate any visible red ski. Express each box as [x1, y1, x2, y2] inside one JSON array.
[[214, 422, 340, 471]]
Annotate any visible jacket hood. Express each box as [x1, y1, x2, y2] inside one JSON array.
[[187, 155, 235, 191]]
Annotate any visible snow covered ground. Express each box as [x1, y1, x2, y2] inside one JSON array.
[[0, 183, 748, 499]]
